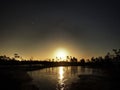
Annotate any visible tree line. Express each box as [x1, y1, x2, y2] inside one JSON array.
[[0, 49, 120, 67]]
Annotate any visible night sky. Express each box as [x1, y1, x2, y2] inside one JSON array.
[[0, 0, 120, 60]]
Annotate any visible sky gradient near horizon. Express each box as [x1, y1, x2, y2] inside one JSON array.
[[0, 0, 120, 60]]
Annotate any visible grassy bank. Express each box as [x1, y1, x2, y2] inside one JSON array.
[[0, 69, 39, 90], [69, 68, 120, 90]]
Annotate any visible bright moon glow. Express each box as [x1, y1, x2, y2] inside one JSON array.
[[55, 48, 68, 59]]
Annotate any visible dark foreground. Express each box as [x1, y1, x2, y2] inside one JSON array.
[[69, 68, 120, 90], [0, 69, 39, 90], [0, 66, 120, 90]]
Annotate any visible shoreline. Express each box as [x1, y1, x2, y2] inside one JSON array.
[[0, 69, 39, 90]]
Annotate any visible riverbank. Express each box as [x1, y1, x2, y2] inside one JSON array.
[[69, 68, 120, 90], [0, 69, 39, 90]]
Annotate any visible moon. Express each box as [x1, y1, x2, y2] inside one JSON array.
[[55, 48, 68, 60]]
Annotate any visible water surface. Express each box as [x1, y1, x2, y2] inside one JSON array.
[[27, 66, 113, 90]]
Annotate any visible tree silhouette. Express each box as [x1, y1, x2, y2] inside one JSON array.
[[14, 53, 20, 60], [80, 58, 85, 65]]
